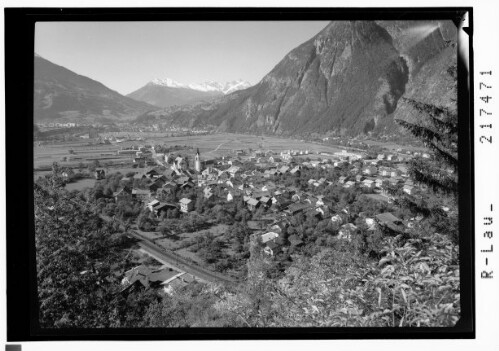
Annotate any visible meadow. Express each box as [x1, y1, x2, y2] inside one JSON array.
[[33, 132, 347, 172]]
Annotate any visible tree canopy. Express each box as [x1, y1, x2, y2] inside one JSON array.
[[396, 64, 458, 196]]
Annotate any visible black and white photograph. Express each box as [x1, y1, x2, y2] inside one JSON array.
[[4, 5, 481, 345]]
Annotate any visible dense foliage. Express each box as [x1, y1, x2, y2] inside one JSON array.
[[396, 65, 458, 196], [143, 230, 459, 327], [34, 181, 161, 328]]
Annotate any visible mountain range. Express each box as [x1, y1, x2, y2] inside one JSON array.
[[34, 20, 457, 138], [126, 78, 252, 108], [34, 55, 157, 122], [144, 20, 457, 137]]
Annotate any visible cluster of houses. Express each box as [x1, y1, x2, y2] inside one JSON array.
[[106, 145, 427, 257], [332, 154, 426, 196], [37, 122, 78, 128]]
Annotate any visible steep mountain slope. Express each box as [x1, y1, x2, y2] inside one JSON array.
[[150, 20, 457, 137], [34, 55, 157, 122], [374, 21, 457, 135], [127, 79, 252, 108]]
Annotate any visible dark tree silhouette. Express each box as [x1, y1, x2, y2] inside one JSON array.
[[396, 65, 458, 196]]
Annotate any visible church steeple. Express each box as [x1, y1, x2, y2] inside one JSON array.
[[195, 148, 201, 172]]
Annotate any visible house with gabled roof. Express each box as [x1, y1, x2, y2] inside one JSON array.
[[113, 187, 132, 202], [375, 212, 405, 233], [338, 223, 357, 241], [363, 166, 378, 176], [120, 176, 132, 184], [181, 181, 195, 190], [203, 186, 214, 199], [163, 168, 176, 179], [375, 178, 384, 188], [252, 190, 271, 199], [148, 178, 166, 193], [343, 180, 355, 188], [284, 202, 312, 216], [133, 157, 146, 164], [146, 168, 162, 178], [261, 183, 276, 192], [132, 189, 152, 202], [362, 179, 375, 189], [403, 184, 415, 195], [121, 265, 180, 293], [259, 196, 272, 207], [133, 171, 147, 180], [363, 159, 380, 166], [389, 177, 404, 186], [289, 165, 301, 175], [147, 199, 161, 212], [179, 198, 193, 213], [365, 217, 377, 231], [279, 165, 290, 174], [226, 165, 240, 177], [260, 231, 279, 244], [264, 241, 282, 256], [246, 198, 260, 211], [153, 202, 177, 217]]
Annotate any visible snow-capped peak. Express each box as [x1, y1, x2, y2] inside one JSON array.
[[150, 78, 187, 88], [149, 77, 252, 94]]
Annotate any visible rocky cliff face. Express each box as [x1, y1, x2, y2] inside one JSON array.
[[153, 20, 457, 137]]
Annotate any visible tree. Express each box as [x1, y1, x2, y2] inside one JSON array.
[[49, 162, 66, 189], [395, 65, 458, 196], [34, 182, 153, 328]]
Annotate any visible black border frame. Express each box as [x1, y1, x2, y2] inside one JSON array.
[[5, 7, 474, 341]]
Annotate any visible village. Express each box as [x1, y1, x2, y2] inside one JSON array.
[[60, 139, 448, 297]]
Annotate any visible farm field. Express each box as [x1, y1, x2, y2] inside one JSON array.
[[65, 178, 96, 191], [33, 141, 136, 168], [34, 132, 348, 170], [160, 133, 346, 159], [363, 139, 427, 153]]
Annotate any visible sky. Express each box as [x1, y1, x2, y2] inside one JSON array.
[[35, 21, 329, 95]]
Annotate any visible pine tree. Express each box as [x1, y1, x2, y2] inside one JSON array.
[[395, 65, 458, 196]]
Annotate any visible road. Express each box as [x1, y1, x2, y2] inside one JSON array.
[[136, 239, 235, 284], [101, 215, 236, 285]]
